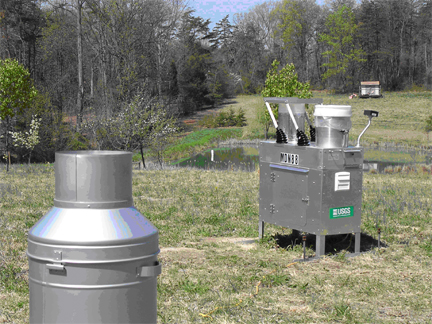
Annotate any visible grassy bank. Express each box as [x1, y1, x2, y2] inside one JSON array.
[[134, 128, 243, 164], [1, 164, 431, 323]]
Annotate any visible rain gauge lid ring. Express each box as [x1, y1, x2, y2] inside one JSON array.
[[314, 105, 352, 117]]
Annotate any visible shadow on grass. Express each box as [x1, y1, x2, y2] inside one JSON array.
[[273, 231, 387, 256]]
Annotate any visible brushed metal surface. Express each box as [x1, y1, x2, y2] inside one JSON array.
[[316, 126, 349, 148], [28, 151, 160, 324], [259, 142, 364, 254], [54, 151, 133, 209]]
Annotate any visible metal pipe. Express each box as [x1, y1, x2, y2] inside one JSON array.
[[357, 110, 379, 147], [302, 235, 306, 260], [265, 102, 278, 129], [356, 116, 372, 147], [285, 104, 299, 130]]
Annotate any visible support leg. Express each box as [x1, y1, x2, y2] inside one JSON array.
[[259, 220, 265, 240], [355, 232, 361, 254], [292, 229, 300, 237], [316, 235, 325, 257]]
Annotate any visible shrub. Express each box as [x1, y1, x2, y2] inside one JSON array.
[[198, 107, 247, 128], [70, 132, 90, 150], [235, 108, 247, 127], [198, 114, 218, 128]]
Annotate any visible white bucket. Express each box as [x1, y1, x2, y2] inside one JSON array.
[[314, 105, 352, 148]]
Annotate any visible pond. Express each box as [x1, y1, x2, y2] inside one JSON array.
[[172, 147, 259, 172], [171, 144, 432, 173]]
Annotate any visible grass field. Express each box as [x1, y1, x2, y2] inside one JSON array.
[[1, 164, 431, 323]]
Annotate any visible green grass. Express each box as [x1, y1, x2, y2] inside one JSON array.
[[364, 150, 427, 163], [134, 128, 243, 164], [168, 128, 242, 153], [1, 164, 432, 323]]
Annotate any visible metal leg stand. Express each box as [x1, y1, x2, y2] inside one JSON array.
[[316, 235, 325, 257], [355, 232, 361, 254], [259, 220, 265, 240]]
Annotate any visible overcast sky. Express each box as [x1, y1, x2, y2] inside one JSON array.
[[189, 0, 326, 29]]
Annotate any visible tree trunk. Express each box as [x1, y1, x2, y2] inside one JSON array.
[[140, 143, 146, 169], [76, 0, 84, 132], [409, 27, 414, 86], [158, 150, 163, 168], [5, 116, 9, 172], [90, 64, 94, 99]]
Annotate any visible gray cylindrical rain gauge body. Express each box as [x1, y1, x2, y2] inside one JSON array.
[[27, 151, 161, 324]]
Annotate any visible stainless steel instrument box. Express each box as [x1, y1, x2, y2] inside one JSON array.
[[259, 141, 364, 256]]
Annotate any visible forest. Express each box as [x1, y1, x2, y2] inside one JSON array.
[[0, 0, 431, 163]]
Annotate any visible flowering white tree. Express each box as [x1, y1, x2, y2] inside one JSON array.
[[9, 115, 42, 164], [81, 91, 178, 168], [147, 108, 178, 167]]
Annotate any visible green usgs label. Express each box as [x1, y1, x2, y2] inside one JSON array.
[[330, 206, 354, 219]]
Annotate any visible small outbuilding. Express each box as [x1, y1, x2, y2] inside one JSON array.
[[359, 81, 383, 98]]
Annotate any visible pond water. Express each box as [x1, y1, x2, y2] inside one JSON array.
[[173, 147, 259, 172], [172, 144, 432, 173]]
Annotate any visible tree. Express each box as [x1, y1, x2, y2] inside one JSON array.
[[76, 0, 85, 131], [10, 115, 41, 163], [262, 60, 312, 98], [232, 1, 279, 93], [319, 5, 365, 91], [261, 60, 312, 138], [0, 58, 37, 170], [175, 11, 213, 114], [231, 21, 268, 93], [418, 0, 432, 88], [234, 1, 279, 54], [41, 0, 87, 128], [0, 0, 45, 74], [83, 90, 178, 168], [272, 0, 320, 82], [358, 0, 388, 82], [37, 8, 78, 114], [147, 107, 178, 168], [209, 15, 234, 51]]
